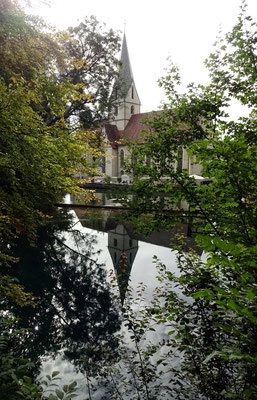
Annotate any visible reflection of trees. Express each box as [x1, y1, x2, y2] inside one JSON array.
[[6, 209, 121, 376]]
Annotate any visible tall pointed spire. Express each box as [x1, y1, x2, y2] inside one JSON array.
[[119, 33, 133, 97], [111, 33, 141, 130]]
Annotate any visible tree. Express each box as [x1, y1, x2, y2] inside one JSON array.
[[0, 1, 120, 302], [63, 16, 121, 128], [118, 1, 257, 398]]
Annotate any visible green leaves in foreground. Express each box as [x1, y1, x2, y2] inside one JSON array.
[[40, 372, 79, 400]]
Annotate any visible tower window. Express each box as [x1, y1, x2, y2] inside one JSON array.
[[114, 238, 117, 247], [131, 105, 134, 114], [114, 106, 118, 116], [131, 86, 134, 99]]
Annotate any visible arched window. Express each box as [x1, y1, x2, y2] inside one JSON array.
[[146, 155, 151, 167], [102, 156, 106, 173], [131, 105, 134, 114], [131, 86, 134, 99], [120, 149, 125, 167], [177, 147, 183, 171]]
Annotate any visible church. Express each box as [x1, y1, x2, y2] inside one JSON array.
[[101, 34, 202, 182]]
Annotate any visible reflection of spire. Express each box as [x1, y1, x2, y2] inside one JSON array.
[[108, 224, 138, 304], [114, 252, 130, 305]]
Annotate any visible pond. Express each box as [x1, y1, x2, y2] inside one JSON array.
[[7, 206, 201, 399]]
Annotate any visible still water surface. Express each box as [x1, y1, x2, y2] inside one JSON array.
[[10, 206, 199, 398]]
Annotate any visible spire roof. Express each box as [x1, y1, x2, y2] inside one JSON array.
[[117, 34, 134, 97]]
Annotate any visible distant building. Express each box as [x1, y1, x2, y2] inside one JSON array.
[[101, 34, 202, 180]]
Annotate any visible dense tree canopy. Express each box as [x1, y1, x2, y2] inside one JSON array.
[[116, 1, 257, 398], [0, 0, 120, 302]]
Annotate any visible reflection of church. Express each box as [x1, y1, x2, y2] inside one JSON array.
[[74, 208, 201, 303], [108, 224, 138, 304]]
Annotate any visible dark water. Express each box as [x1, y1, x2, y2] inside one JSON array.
[[6, 206, 199, 398]]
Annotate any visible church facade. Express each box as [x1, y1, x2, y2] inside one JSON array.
[[101, 34, 202, 181]]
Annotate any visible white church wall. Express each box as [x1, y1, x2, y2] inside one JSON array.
[[104, 146, 118, 177]]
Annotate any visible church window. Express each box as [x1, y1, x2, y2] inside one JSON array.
[[120, 149, 125, 167], [130, 252, 132, 263], [129, 239, 132, 247], [131, 86, 134, 99], [131, 105, 134, 114], [114, 105, 118, 116], [114, 238, 117, 247], [102, 156, 106, 173], [114, 252, 117, 263], [146, 155, 151, 167], [177, 147, 183, 171], [131, 151, 137, 169]]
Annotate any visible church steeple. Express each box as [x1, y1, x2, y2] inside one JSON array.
[[119, 34, 134, 98], [107, 224, 138, 305], [112, 34, 141, 130]]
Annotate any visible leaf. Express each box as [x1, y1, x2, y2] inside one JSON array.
[[68, 381, 78, 390], [55, 388, 64, 399], [202, 351, 221, 364], [193, 289, 214, 300]]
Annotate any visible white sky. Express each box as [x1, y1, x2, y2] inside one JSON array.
[[29, 0, 257, 113]]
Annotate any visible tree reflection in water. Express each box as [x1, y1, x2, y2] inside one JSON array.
[[7, 208, 121, 377]]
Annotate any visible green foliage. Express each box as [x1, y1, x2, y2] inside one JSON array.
[[65, 15, 120, 127], [39, 371, 81, 400], [0, 0, 120, 306], [0, 3, 120, 397], [103, 175, 112, 184], [116, 2, 257, 398], [82, 277, 169, 399], [0, 318, 83, 399]]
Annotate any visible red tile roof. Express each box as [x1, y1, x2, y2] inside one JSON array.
[[105, 124, 122, 141], [122, 112, 150, 143], [104, 111, 163, 146]]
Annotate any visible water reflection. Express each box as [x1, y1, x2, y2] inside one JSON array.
[[74, 207, 201, 303], [4, 207, 202, 398], [7, 209, 121, 377], [108, 224, 138, 304]]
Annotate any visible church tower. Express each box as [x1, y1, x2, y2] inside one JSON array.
[[108, 224, 138, 304], [112, 34, 141, 130]]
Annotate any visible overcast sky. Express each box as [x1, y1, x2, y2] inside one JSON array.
[[29, 0, 257, 113]]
